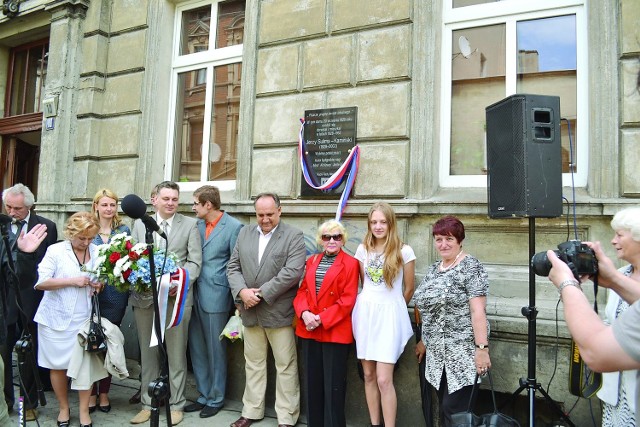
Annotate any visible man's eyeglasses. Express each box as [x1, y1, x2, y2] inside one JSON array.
[[321, 234, 343, 242]]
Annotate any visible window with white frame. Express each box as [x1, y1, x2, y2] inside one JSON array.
[[168, 0, 245, 190], [440, 0, 587, 187]]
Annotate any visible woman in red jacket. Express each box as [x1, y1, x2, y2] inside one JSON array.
[[294, 220, 359, 427]]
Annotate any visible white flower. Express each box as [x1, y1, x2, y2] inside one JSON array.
[[114, 255, 130, 277], [132, 243, 147, 254]]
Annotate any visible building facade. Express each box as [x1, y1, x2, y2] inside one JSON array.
[[1, 0, 639, 424]]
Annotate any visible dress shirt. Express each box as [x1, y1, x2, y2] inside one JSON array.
[[256, 224, 278, 264]]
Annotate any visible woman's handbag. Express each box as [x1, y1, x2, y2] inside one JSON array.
[[451, 371, 521, 427], [86, 293, 107, 353], [219, 309, 243, 342]]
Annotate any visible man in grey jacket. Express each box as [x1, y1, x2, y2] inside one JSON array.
[[227, 193, 306, 427]]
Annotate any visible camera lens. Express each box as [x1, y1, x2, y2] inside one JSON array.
[[531, 251, 552, 277]]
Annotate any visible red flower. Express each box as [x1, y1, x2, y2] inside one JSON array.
[[126, 241, 133, 250], [142, 249, 150, 256], [109, 252, 122, 263], [123, 269, 132, 280], [129, 251, 140, 261]]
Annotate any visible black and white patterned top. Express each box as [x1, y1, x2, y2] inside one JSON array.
[[414, 254, 489, 394]]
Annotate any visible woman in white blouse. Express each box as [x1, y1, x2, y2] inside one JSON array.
[[34, 212, 101, 427]]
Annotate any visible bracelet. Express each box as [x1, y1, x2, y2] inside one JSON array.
[[557, 279, 582, 297], [475, 343, 489, 350]]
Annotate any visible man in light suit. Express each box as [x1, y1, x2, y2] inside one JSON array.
[[1, 183, 57, 420], [185, 185, 242, 418], [227, 193, 306, 427], [129, 181, 202, 426]]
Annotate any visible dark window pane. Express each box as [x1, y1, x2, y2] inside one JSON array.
[[209, 63, 241, 180]]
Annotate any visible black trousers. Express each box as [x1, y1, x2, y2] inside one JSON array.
[[300, 338, 349, 427], [435, 369, 476, 427]]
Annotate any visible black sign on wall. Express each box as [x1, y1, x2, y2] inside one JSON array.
[[301, 107, 357, 198]]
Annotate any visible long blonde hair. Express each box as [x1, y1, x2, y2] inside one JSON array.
[[363, 202, 404, 288], [91, 188, 123, 229]]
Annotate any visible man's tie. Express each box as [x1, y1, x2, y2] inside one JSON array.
[[159, 220, 169, 250]]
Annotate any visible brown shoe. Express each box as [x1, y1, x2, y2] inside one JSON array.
[[130, 409, 151, 424], [25, 409, 37, 421], [230, 416, 262, 427], [170, 410, 183, 426]]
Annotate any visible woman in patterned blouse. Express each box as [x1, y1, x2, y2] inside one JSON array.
[[414, 215, 490, 426]]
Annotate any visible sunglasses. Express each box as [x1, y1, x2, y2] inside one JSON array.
[[321, 234, 343, 242]]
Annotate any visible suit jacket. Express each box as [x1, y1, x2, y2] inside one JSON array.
[[227, 221, 306, 328], [293, 250, 359, 344], [0, 249, 39, 345], [129, 212, 202, 309], [195, 212, 243, 314], [3, 213, 57, 325]]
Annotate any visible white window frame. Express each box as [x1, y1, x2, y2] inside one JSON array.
[[165, 0, 243, 192], [439, 0, 588, 188]]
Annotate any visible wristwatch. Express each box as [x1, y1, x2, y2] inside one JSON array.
[[475, 343, 489, 350]]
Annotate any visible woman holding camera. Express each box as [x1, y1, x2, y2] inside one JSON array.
[[34, 212, 102, 427], [414, 215, 490, 426], [597, 207, 640, 426]]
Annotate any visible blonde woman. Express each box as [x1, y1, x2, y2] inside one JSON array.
[[352, 202, 415, 427], [89, 189, 130, 413], [34, 212, 102, 427]]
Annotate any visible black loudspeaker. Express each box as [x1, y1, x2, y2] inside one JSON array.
[[485, 94, 562, 218]]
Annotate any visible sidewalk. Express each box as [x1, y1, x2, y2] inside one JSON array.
[[8, 359, 305, 427]]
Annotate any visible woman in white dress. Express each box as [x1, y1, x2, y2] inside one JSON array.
[[352, 202, 415, 427], [34, 212, 102, 427]]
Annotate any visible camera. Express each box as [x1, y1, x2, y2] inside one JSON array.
[[531, 240, 598, 279]]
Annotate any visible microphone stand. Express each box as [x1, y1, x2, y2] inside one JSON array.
[[0, 222, 46, 426], [144, 228, 172, 427]]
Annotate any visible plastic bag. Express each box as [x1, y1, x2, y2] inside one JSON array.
[[219, 309, 243, 342]]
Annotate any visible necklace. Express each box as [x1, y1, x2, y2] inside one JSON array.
[[440, 250, 463, 271], [73, 246, 88, 268]]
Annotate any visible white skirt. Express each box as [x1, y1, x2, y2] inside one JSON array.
[[38, 318, 85, 370]]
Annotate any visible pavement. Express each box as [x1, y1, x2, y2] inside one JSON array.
[[7, 359, 306, 427]]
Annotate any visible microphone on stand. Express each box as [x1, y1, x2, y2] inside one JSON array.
[[121, 194, 167, 240], [0, 213, 14, 225]]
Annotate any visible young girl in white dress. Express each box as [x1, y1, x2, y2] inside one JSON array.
[[352, 202, 415, 427]]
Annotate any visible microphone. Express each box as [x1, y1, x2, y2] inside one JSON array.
[[121, 194, 167, 240], [0, 214, 14, 225]]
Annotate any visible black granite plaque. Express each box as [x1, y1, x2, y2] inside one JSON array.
[[300, 107, 357, 198]]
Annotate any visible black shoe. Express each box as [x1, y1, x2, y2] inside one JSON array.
[[129, 389, 141, 404], [89, 405, 96, 413], [199, 405, 221, 418], [80, 424, 93, 427], [184, 402, 205, 413], [98, 404, 111, 413]]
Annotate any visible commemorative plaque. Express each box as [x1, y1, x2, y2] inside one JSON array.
[[300, 107, 357, 198]]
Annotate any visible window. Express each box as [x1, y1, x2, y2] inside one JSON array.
[[168, 0, 244, 190], [440, 1, 587, 187], [5, 39, 49, 116]]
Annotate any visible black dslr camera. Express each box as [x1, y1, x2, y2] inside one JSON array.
[[531, 240, 598, 280]]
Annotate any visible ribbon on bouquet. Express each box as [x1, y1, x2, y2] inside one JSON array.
[[150, 267, 190, 347], [298, 118, 360, 221]]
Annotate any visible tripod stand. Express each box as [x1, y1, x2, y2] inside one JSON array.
[[502, 218, 574, 427], [144, 228, 172, 427], [0, 222, 46, 426]]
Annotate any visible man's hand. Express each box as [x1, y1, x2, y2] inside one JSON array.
[[239, 288, 261, 309], [415, 340, 425, 364], [17, 223, 47, 253]]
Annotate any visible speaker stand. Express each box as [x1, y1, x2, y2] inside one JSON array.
[[502, 218, 574, 427]]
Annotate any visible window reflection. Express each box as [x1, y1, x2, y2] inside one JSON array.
[[174, 70, 207, 182], [517, 15, 577, 173], [180, 6, 211, 56], [216, 0, 245, 48], [450, 25, 505, 175], [8, 41, 49, 116]]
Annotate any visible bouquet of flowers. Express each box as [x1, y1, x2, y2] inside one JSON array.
[[90, 233, 179, 294]]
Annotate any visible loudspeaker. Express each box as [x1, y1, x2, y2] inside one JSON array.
[[485, 94, 562, 218]]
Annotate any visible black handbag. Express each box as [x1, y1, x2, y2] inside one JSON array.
[[451, 371, 520, 427], [86, 293, 107, 353]]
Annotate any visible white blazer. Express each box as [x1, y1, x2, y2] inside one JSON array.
[[34, 241, 98, 331]]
